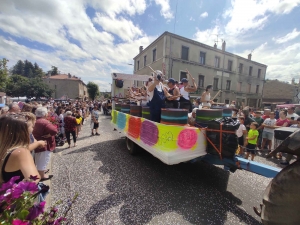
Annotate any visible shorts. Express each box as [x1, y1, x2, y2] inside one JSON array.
[[93, 122, 99, 129], [262, 131, 273, 140], [237, 136, 244, 146], [246, 143, 256, 155], [35, 151, 51, 171]]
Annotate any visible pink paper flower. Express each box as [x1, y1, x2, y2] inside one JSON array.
[[12, 219, 29, 225], [26, 201, 46, 220], [11, 181, 38, 199]]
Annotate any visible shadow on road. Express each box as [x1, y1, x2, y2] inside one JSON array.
[[67, 138, 261, 225]]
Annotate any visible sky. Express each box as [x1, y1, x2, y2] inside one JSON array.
[[0, 0, 300, 92]]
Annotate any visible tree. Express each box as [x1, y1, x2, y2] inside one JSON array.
[[11, 60, 24, 76], [87, 82, 100, 100], [23, 60, 35, 78], [49, 66, 59, 76], [0, 58, 9, 91], [5, 75, 29, 97]]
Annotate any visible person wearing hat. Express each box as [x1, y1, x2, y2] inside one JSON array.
[[201, 85, 214, 108], [148, 70, 170, 122], [179, 70, 197, 112], [188, 108, 198, 126], [165, 78, 180, 108]]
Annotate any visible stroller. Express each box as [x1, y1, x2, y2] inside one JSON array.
[[55, 131, 65, 146]]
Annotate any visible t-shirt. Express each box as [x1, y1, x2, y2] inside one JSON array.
[[263, 118, 277, 133], [236, 124, 246, 138], [276, 118, 290, 127], [244, 116, 255, 131], [254, 117, 264, 127], [148, 83, 163, 101], [287, 113, 299, 120], [92, 110, 100, 121], [248, 129, 259, 145], [262, 115, 270, 120]]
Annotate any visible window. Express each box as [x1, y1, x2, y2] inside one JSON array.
[[249, 66, 253, 76], [152, 49, 156, 62], [144, 55, 147, 67], [180, 71, 187, 81], [198, 75, 204, 87], [258, 69, 261, 78], [200, 52, 206, 64], [225, 100, 230, 104], [226, 80, 231, 90], [181, 46, 189, 60], [228, 60, 233, 71], [215, 56, 220, 68], [213, 78, 219, 90], [256, 85, 259, 93], [239, 63, 243, 73], [137, 60, 139, 70], [248, 84, 251, 93], [84, 91, 86, 95], [238, 82, 242, 92]]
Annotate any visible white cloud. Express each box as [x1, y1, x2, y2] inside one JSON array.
[[273, 28, 300, 44], [189, 17, 195, 21], [93, 14, 144, 42], [154, 0, 173, 20], [223, 0, 300, 35], [200, 12, 208, 18], [0, 0, 158, 92], [234, 42, 300, 82]]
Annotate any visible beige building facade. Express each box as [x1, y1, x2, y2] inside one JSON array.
[[43, 74, 88, 100], [133, 32, 268, 108]]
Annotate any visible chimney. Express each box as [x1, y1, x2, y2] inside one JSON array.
[[214, 43, 217, 49], [248, 53, 252, 60], [68, 73, 71, 78], [222, 41, 226, 51], [139, 46, 143, 53]]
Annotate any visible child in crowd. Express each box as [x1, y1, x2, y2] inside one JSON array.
[[245, 122, 259, 161], [261, 112, 277, 152], [253, 111, 264, 149], [236, 116, 247, 156], [75, 112, 82, 137]]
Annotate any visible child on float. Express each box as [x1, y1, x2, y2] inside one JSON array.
[[245, 122, 259, 161], [236, 116, 247, 156]]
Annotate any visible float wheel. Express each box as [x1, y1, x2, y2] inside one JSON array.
[[126, 137, 139, 155]]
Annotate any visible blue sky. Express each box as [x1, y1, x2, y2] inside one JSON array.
[[0, 0, 300, 92]]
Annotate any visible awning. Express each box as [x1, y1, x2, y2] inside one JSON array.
[[276, 104, 300, 108]]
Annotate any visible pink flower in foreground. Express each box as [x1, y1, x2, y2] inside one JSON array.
[[12, 220, 29, 225], [11, 181, 38, 199], [0, 176, 20, 192], [26, 201, 46, 220]]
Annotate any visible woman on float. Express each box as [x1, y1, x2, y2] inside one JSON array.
[[201, 85, 214, 108], [147, 70, 169, 123], [179, 70, 197, 112]]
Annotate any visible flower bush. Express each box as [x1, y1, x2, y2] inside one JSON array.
[[0, 176, 77, 224]]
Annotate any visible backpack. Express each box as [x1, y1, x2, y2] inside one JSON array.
[[115, 79, 124, 88]]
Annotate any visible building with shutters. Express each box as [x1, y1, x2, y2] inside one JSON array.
[[133, 32, 268, 108]]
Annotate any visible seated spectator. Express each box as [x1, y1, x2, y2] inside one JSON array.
[[32, 107, 57, 181], [0, 114, 40, 184], [188, 108, 197, 126]]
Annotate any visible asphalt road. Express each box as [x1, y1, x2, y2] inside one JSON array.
[[51, 114, 282, 225]]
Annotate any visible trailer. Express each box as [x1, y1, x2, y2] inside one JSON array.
[[111, 73, 280, 179]]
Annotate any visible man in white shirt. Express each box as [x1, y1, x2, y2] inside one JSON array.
[[286, 107, 299, 124]]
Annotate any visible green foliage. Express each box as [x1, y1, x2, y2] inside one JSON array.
[[49, 66, 59, 76], [11, 59, 45, 78], [87, 82, 100, 100], [5, 75, 53, 98], [0, 58, 9, 91]]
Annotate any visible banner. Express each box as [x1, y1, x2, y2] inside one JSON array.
[[111, 73, 151, 81]]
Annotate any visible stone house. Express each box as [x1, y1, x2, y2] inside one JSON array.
[[43, 74, 88, 100], [133, 31, 268, 108], [262, 80, 298, 109]]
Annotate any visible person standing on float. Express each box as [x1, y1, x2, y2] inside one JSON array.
[[148, 70, 169, 123], [165, 78, 180, 109], [201, 85, 214, 108], [179, 70, 197, 112]]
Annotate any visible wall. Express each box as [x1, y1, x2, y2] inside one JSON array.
[[43, 79, 83, 99]]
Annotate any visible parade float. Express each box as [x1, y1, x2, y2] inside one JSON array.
[[111, 72, 300, 224]]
